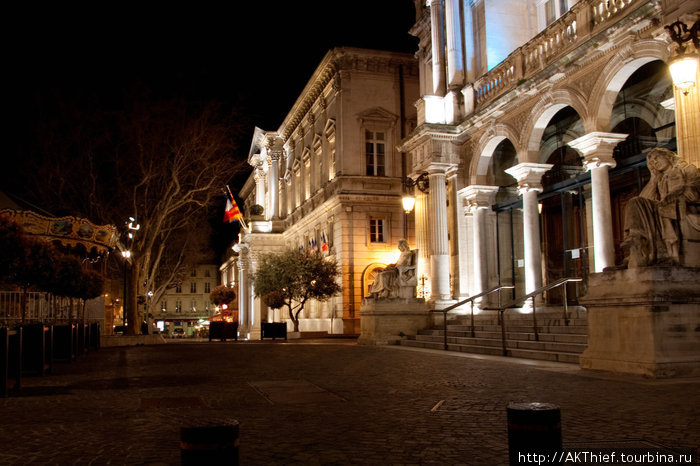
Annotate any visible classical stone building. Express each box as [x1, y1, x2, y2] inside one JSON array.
[[229, 47, 420, 338], [228, 2, 699, 365], [400, 0, 698, 310], [156, 264, 218, 337]]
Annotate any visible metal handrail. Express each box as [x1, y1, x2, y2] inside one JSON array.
[[483, 277, 583, 356], [429, 285, 515, 350]]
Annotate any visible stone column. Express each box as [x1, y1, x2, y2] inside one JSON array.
[[505, 163, 552, 295], [445, 0, 463, 88], [569, 132, 627, 272], [464, 185, 499, 297], [233, 242, 250, 335], [428, 167, 451, 303], [267, 150, 281, 220], [254, 165, 266, 213], [415, 187, 431, 297], [428, 0, 446, 96]]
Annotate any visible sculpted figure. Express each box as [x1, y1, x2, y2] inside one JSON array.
[[369, 239, 415, 298], [622, 148, 700, 267]]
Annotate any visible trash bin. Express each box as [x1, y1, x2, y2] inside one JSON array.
[[507, 402, 562, 465], [180, 419, 239, 465]]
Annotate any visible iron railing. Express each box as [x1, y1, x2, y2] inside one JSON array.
[[429, 285, 515, 350], [483, 277, 583, 356]]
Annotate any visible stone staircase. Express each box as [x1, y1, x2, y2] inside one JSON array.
[[400, 307, 588, 364]]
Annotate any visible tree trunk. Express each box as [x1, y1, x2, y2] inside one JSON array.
[[126, 265, 140, 335], [288, 305, 300, 332]]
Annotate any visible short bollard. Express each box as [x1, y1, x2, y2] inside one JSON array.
[[507, 402, 562, 465], [180, 420, 239, 465]]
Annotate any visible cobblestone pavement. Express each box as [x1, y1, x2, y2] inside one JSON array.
[[1, 339, 698, 465]]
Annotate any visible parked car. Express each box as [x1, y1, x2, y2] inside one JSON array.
[[172, 328, 185, 338]]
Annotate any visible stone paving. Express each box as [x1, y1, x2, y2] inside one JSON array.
[[1, 338, 698, 465]]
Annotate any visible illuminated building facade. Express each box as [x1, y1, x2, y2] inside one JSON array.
[[233, 48, 420, 337], [156, 264, 218, 337], [400, 0, 698, 311]]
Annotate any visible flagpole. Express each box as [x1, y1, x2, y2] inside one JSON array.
[[226, 185, 249, 231]]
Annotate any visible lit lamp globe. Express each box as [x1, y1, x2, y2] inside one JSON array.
[[402, 194, 416, 214], [669, 54, 698, 94]]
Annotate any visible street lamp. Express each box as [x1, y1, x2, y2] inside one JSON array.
[[666, 20, 699, 95], [121, 250, 131, 327], [402, 172, 430, 237]]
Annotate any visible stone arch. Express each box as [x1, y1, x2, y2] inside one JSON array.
[[470, 123, 520, 184], [361, 262, 386, 298], [589, 39, 669, 132], [522, 88, 589, 162]]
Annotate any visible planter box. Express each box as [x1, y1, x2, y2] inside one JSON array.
[[22, 324, 52, 376], [209, 321, 238, 342], [53, 324, 75, 363], [1, 327, 22, 397], [261, 323, 287, 340]]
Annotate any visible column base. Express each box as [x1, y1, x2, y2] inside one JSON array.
[[357, 298, 428, 345], [580, 266, 700, 378]]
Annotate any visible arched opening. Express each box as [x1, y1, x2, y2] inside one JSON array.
[[538, 106, 587, 304], [488, 139, 524, 299], [362, 263, 386, 298], [608, 60, 674, 265]]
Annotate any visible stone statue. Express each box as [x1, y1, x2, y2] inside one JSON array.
[[621, 148, 700, 268], [368, 239, 417, 299]]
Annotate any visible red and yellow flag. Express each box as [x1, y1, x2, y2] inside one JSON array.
[[224, 196, 243, 223]]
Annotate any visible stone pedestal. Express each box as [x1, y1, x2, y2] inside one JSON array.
[[357, 298, 428, 346], [580, 267, 700, 378]]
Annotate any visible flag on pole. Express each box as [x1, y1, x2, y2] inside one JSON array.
[[224, 194, 244, 224], [321, 232, 329, 253]]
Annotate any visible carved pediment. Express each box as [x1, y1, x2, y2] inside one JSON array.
[[356, 107, 398, 127]]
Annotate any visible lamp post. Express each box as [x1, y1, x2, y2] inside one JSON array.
[[121, 250, 130, 327], [666, 20, 699, 94], [402, 172, 429, 238], [665, 19, 699, 167]]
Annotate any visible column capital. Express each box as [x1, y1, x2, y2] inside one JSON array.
[[462, 185, 499, 212], [568, 132, 628, 170], [233, 242, 249, 256], [505, 163, 553, 194]]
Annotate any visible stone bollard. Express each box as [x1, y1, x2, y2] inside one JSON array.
[[507, 402, 562, 465], [180, 419, 239, 465]]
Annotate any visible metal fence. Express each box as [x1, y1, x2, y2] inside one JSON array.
[[0, 291, 104, 327]]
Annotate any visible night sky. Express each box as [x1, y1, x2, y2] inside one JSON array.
[[7, 2, 419, 143], [4, 2, 419, 256]]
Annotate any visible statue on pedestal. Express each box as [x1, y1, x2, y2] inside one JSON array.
[[368, 239, 418, 299], [622, 148, 700, 268]]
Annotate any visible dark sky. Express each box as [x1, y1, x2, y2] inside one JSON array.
[[7, 2, 419, 138], [4, 2, 419, 257]]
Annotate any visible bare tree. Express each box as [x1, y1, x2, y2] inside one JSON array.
[[13, 95, 246, 334]]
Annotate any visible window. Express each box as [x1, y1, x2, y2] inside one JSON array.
[[190, 282, 197, 293], [190, 300, 197, 312], [204, 268, 211, 278], [369, 218, 385, 243], [540, 0, 568, 28], [204, 282, 211, 293], [176, 300, 182, 313], [175, 284, 182, 293], [365, 130, 385, 176], [190, 269, 197, 277], [160, 301, 167, 312]]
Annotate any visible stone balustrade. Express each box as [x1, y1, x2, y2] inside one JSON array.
[[472, 0, 648, 112]]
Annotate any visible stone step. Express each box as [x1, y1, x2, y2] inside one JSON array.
[[418, 329, 588, 344], [413, 334, 586, 354], [445, 324, 588, 335], [401, 338, 581, 364], [446, 317, 588, 328]]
